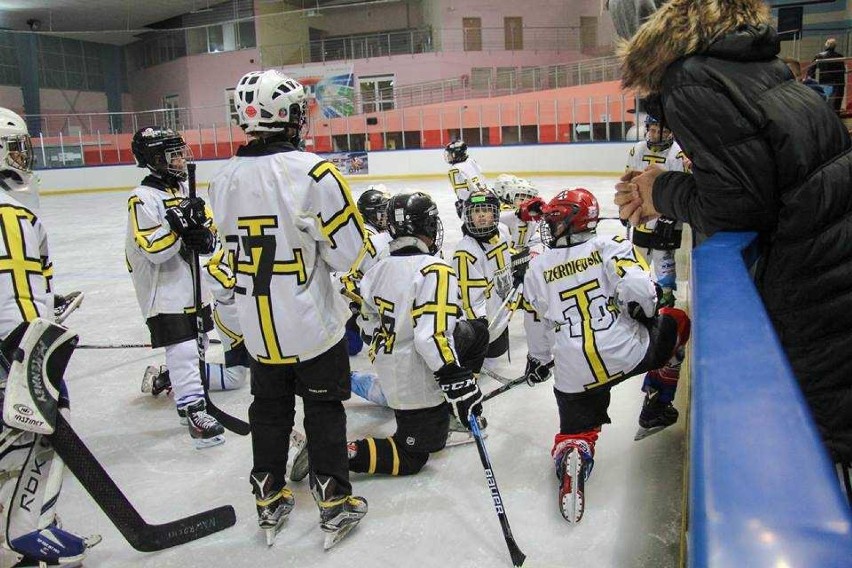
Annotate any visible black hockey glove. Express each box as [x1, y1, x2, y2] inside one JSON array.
[[165, 197, 208, 235], [181, 227, 216, 254], [435, 364, 483, 428], [511, 248, 533, 288], [651, 216, 681, 249], [524, 355, 553, 386], [454, 199, 464, 219]]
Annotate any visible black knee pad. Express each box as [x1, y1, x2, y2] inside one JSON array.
[[349, 437, 431, 476]]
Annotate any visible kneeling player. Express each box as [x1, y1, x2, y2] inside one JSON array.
[[520, 189, 690, 523], [348, 192, 488, 476]]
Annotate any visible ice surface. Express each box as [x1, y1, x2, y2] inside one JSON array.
[[41, 174, 685, 567]]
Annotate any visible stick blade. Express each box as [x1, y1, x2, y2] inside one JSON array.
[[133, 506, 236, 552]]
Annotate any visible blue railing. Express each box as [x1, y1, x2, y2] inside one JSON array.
[[689, 232, 852, 567]]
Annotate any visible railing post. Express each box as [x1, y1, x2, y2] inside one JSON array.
[[78, 132, 84, 165], [197, 124, 203, 158], [213, 124, 218, 157], [97, 130, 103, 163], [401, 111, 406, 149], [588, 97, 594, 142], [554, 99, 559, 143], [59, 132, 66, 166], [228, 124, 234, 155]]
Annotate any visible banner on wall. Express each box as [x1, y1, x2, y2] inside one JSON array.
[[286, 63, 356, 120], [321, 151, 368, 175]]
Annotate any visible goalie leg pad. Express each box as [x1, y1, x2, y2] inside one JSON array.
[[3, 319, 77, 435]]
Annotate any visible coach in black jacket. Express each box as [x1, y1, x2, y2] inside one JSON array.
[[614, 0, 852, 464]]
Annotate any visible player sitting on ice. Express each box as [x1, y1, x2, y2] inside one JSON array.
[[444, 140, 488, 218], [125, 126, 224, 449], [493, 174, 542, 251], [518, 188, 690, 523], [624, 114, 688, 307], [0, 319, 101, 566], [337, 192, 488, 476]]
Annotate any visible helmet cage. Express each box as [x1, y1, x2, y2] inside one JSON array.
[[387, 193, 443, 255], [2, 133, 33, 173], [644, 116, 673, 153], [463, 192, 500, 239]]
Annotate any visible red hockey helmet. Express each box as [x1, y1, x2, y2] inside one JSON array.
[[541, 188, 599, 247]]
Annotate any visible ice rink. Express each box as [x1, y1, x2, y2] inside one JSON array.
[[41, 173, 687, 567]]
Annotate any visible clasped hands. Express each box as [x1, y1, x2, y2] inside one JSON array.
[[614, 165, 664, 226]]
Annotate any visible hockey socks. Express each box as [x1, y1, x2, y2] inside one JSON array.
[[347, 438, 429, 476]]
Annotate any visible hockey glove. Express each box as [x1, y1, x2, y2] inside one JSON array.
[[524, 355, 553, 386], [165, 197, 209, 235], [518, 196, 546, 222], [511, 247, 533, 288], [651, 216, 682, 249], [435, 364, 483, 428], [181, 227, 216, 254]]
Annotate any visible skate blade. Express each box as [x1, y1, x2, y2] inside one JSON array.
[[322, 520, 361, 550], [262, 520, 287, 547], [140, 367, 156, 394], [194, 435, 225, 450], [634, 424, 668, 441], [560, 450, 583, 524], [85, 534, 103, 549], [445, 428, 487, 448]]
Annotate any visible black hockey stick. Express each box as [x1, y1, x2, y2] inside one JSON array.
[[77, 339, 222, 350], [50, 412, 236, 552], [482, 362, 554, 403], [468, 414, 526, 567], [187, 163, 250, 435]]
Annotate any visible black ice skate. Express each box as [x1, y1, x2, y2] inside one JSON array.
[[556, 441, 594, 524], [182, 398, 225, 449], [445, 414, 488, 447], [251, 472, 295, 546], [311, 475, 367, 550], [634, 390, 679, 441], [141, 365, 171, 396]]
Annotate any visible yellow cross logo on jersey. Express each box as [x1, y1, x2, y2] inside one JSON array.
[[0, 205, 46, 322]]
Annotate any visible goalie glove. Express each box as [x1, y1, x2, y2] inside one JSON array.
[[524, 355, 553, 386], [518, 196, 546, 222], [434, 364, 483, 428]]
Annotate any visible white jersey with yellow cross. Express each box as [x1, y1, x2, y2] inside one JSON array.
[[209, 148, 366, 364], [447, 158, 488, 203], [522, 234, 656, 394]]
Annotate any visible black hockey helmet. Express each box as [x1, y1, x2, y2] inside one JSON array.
[[387, 191, 443, 255], [131, 126, 192, 183], [462, 190, 501, 241], [357, 185, 391, 231], [444, 139, 468, 165]]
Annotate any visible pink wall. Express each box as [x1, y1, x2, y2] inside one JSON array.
[[0, 86, 24, 114]]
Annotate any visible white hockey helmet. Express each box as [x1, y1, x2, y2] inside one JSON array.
[[493, 174, 520, 204], [0, 108, 34, 179], [234, 70, 308, 140]]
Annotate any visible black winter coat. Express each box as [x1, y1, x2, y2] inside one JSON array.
[[653, 25, 852, 462], [807, 46, 846, 86]]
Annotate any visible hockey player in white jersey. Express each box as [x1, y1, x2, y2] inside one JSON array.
[[0, 107, 99, 566], [340, 186, 393, 357], [209, 69, 367, 548], [493, 174, 541, 250], [518, 188, 691, 524], [445, 140, 488, 217], [125, 126, 225, 450], [625, 115, 688, 307], [346, 192, 488, 476]]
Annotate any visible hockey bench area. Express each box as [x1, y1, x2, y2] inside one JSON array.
[[689, 232, 852, 567]]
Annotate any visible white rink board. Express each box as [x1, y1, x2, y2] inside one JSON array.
[[41, 174, 685, 568]]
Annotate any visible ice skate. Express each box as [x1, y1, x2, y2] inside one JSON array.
[[140, 365, 171, 396], [53, 291, 84, 325], [555, 440, 594, 523], [10, 522, 101, 567], [445, 414, 487, 447], [251, 472, 294, 546], [634, 390, 679, 441], [288, 429, 309, 482], [312, 475, 367, 550], [182, 398, 225, 449]]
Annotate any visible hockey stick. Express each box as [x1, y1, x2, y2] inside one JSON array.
[[468, 414, 526, 567], [78, 338, 222, 350], [50, 412, 236, 552], [187, 164, 250, 436], [488, 283, 523, 335], [482, 361, 554, 403]]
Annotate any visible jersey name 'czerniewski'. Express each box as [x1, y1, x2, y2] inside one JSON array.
[[360, 254, 460, 410], [209, 147, 366, 364]]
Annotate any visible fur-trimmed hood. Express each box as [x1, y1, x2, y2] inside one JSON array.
[[618, 0, 773, 96]]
